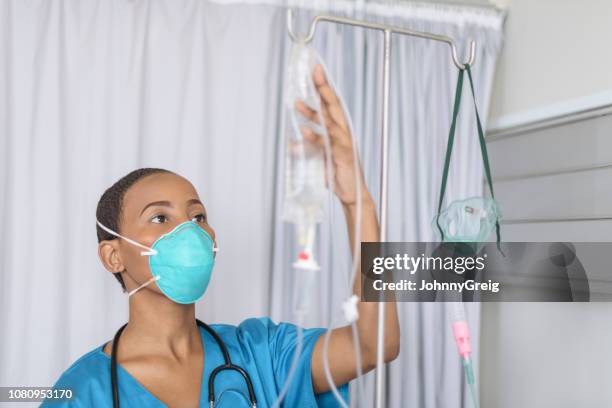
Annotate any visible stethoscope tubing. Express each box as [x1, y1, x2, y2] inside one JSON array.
[[110, 319, 257, 408]]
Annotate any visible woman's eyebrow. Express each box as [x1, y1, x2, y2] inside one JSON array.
[[186, 198, 204, 208], [140, 200, 172, 216]]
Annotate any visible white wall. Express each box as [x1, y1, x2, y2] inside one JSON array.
[[482, 114, 612, 407], [488, 0, 612, 125], [482, 1, 612, 407]]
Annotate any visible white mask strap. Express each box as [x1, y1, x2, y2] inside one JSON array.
[[127, 275, 160, 297], [96, 219, 158, 256]]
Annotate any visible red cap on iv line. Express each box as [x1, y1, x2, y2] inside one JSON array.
[[293, 250, 320, 271]]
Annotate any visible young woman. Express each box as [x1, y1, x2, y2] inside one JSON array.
[[44, 65, 399, 407]]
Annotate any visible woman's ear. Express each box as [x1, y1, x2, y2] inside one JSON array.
[[98, 241, 125, 275]]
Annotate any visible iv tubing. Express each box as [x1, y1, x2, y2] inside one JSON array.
[[273, 42, 338, 408], [271, 312, 304, 408], [314, 52, 366, 407]]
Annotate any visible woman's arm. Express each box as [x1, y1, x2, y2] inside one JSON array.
[[297, 64, 400, 394]]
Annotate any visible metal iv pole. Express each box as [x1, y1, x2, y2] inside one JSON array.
[[287, 9, 477, 408]]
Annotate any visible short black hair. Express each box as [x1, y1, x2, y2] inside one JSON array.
[[96, 167, 173, 291]]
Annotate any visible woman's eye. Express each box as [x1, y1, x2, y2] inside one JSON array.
[[151, 215, 168, 224], [192, 213, 207, 223]]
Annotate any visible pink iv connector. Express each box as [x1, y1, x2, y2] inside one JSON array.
[[452, 320, 472, 358]]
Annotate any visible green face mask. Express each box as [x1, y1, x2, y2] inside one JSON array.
[[433, 65, 503, 252], [96, 220, 217, 304]]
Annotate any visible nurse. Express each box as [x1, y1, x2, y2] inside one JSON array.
[[43, 65, 400, 407]]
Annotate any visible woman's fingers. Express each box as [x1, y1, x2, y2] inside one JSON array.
[[300, 127, 333, 189], [295, 100, 321, 125], [295, 99, 337, 137], [293, 64, 353, 151], [312, 64, 349, 133], [301, 127, 324, 147], [312, 64, 339, 108], [302, 123, 351, 153], [296, 101, 347, 148]]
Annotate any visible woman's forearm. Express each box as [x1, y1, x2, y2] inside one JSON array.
[[342, 192, 400, 366]]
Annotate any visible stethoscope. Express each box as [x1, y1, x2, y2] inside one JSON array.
[[110, 319, 257, 408]]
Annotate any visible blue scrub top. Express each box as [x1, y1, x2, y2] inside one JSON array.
[[42, 318, 349, 407]]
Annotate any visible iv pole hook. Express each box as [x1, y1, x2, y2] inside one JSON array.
[[450, 40, 476, 69]]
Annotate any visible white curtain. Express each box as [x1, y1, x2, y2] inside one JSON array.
[[0, 0, 285, 393], [0, 1, 503, 407]]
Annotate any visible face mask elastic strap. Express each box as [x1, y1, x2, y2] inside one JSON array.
[[127, 275, 161, 297], [96, 219, 158, 256]]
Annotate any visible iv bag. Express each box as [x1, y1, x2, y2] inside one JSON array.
[[282, 43, 329, 227]]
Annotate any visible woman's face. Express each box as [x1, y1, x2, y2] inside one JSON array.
[[98, 172, 215, 296]]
